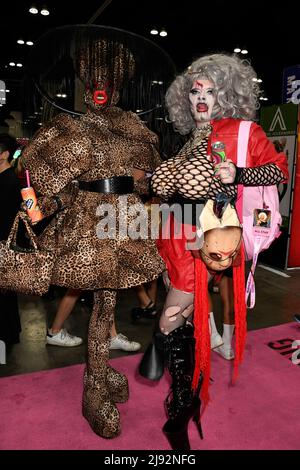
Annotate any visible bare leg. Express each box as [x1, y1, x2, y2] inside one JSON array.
[[131, 281, 157, 323], [219, 276, 234, 325], [145, 279, 158, 304], [208, 292, 223, 349], [51, 288, 81, 333], [134, 284, 152, 308], [110, 317, 117, 338], [208, 292, 213, 313], [214, 276, 235, 360]]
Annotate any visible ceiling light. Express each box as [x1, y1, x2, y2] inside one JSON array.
[[40, 6, 50, 16], [234, 48, 241, 53], [26, 41, 34, 46], [150, 28, 159, 35], [29, 6, 38, 14], [257, 78, 263, 83], [159, 28, 168, 37], [252, 77, 258, 82], [9, 62, 16, 67], [17, 39, 25, 45], [6, 89, 10, 93], [16, 63, 23, 67], [241, 49, 248, 54]]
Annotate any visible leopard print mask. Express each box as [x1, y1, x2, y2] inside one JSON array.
[[79, 39, 135, 111]]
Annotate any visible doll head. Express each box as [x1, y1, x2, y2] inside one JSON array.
[[197, 197, 242, 272]]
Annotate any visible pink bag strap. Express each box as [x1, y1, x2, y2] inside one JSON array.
[[235, 120, 257, 308], [236, 120, 252, 221], [245, 238, 261, 309]]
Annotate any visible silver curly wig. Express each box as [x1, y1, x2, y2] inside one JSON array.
[[165, 53, 261, 135]]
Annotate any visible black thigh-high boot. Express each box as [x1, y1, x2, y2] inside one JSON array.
[[162, 324, 203, 451]]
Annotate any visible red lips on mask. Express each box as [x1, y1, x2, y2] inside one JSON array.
[[93, 89, 108, 105]]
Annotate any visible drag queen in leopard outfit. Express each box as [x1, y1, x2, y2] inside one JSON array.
[[22, 26, 175, 439]]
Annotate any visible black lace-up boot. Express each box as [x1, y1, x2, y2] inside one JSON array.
[[162, 324, 203, 450]]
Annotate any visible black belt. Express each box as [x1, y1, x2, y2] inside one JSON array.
[[78, 176, 134, 194]]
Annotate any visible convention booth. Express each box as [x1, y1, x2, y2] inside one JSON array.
[[260, 102, 300, 269]]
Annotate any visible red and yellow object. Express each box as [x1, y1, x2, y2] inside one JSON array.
[[21, 186, 43, 224]]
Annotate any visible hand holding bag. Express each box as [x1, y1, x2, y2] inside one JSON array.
[[0, 211, 55, 296]]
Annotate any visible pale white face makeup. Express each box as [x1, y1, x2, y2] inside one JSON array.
[[189, 79, 215, 126]]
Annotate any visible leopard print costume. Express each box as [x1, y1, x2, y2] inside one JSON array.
[[23, 107, 165, 289], [23, 106, 165, 439]]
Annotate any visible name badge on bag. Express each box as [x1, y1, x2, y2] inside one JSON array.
[[253, 208, 271, 237]]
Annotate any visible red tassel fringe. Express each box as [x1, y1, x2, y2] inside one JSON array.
[[192, 246, 247, 405], [233, 246, 247, 382], [192, 258, 210, 405]]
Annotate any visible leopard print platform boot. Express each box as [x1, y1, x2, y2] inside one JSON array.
[[83, 289, 127, 438]]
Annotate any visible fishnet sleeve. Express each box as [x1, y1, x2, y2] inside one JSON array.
[[235, 163, 285, 186], [248, 123, 288, 182]]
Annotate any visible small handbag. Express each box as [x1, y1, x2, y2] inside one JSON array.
[[0, 211, 55, 296]]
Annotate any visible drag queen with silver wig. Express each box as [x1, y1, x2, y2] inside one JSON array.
[[140, 53, 288, 450]]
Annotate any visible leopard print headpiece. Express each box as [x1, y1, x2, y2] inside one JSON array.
[[78, 39, 135, 110]]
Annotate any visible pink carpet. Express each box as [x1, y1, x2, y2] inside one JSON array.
[[1, 322, 300, 450]]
